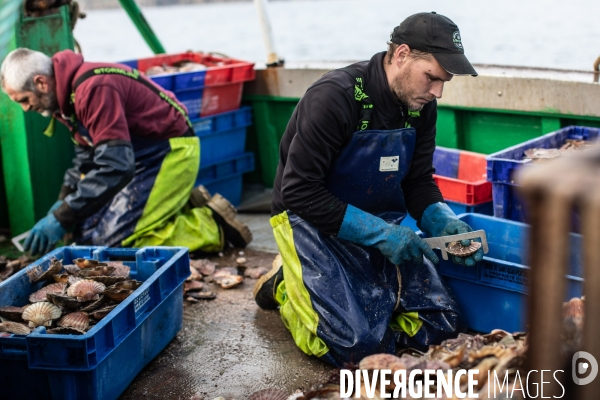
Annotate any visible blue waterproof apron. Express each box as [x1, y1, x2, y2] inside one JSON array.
[[273, 126, 464, 367], [63, 68, 222, 251]]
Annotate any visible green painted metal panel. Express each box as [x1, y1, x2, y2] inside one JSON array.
[[460, 111, 543, 154], [541, 117, 562, 134], [0, 6, 75, 235], [561, 118, 600, 129], [0, 0, 25, 231], [436, 108, 460, 149], [244, 95, 298, 187], [0, 32, 36, 234]]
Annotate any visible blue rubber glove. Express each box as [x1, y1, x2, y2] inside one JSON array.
[[420, 202, 484, 267], [338, 205, 439, 265], [47, 200, 64, 215], [23, 213, 67, 256]]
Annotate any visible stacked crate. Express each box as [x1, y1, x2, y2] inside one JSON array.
[[401, 146, 493, 231], [430, 127, 596, 333], [121, 52, 256, 206], [486, 126, 600, 227]]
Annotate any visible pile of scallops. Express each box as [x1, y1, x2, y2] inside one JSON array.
[[0, 257, 142, 336]]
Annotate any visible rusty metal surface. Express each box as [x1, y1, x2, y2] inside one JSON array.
[[519, 145, 600, 399]]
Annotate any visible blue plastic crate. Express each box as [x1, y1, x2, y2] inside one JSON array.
[[117, 59, 207, 92], [196, 152, 255, 206], [486, 126, 600, 222], [175, 88, 204, 119], [400, 200, 493, 231], [117, 58, 207, 119], [192, 107, 252, 166], [436, 214, 583, 333], [0, 246, 189, 400], [119, 59, 138, 69]]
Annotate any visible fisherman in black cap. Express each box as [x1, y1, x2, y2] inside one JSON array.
[[254, 12, 482, 367]]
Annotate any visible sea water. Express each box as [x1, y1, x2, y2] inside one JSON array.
[[75, 0, 599, 71]]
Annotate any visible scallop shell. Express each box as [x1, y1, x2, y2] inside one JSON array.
[[47, 327, 86, 335], [68, 275, 83, 286], [187, 265, 202, 282], [0, 264, 15, 280], [236, 257, 247, 266], [219, 275, 243, 289], [0, 321, 32, 335], [186, 291, 216, 300], [563, 297, 584, 319], [87, 275, 128, 286], [244, 267, 269, 279], [79, 295, 107, 313], [63, 265, 81, 275], [92, 304, 117, 320], [248, 389, 288, 400], [53, 273, 70, 283], [77, 266, 116, 278], [104, 288, 133, 302], [213, 268, 239, 280], [29, 282, 67, 303], [35, 257, 64, 282], [109, 263, 130, 278], [58, 311, 89, 331], [107, 280, 143, 291], [0, 306, 26, 322], [184, 280, 203, 293], [22, 302, 62, 328], [190, 259, 216, 276], [46, 293, 85, 310], [67, 280, 106, 301], [446, 240, 482, 257], [73, 258, 107, 269], [358, 353, 407, 372]]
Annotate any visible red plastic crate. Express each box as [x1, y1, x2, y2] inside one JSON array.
[[202, 55, 256, 86], [136, 52, 255, 88], [132, 52, 255, 118], [433, 147, 492, 205], [200, 83, 244, 117]]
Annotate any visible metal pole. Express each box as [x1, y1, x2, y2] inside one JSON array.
[[118, 0, 166, 55], [253, 0, 283, 66]]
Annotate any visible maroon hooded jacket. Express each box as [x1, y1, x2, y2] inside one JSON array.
[[50, 50, 193, 229], [52, 50, 190, 146]]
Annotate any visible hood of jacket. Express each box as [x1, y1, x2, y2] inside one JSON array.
[[51, 50, 84, 116]]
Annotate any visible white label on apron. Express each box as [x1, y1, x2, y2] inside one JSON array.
[[380, 156, 399, 172]]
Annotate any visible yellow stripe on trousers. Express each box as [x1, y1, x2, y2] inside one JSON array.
[[122, 136, 223, 253], [270, 211, 329, 358]]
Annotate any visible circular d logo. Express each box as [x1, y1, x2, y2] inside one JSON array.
[[573, 351, 599, 385]]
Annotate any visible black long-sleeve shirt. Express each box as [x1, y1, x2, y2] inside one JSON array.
[[272, 51, 444, 236]]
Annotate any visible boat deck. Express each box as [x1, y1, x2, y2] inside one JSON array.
[[120, 213, 333, 400]]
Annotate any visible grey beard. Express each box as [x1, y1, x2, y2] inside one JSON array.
[[37, 89, 59, 117]]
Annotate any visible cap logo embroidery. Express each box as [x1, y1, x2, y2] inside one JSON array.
[[452, 31, 463, 49]]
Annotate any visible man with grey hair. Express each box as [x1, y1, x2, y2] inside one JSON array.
[[1, 48, 251, 255], [1, 48, 57, 117]]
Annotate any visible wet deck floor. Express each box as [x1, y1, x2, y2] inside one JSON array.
[[120, 216, 334, 400]]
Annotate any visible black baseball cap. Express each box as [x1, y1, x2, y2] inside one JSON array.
[[390, 12, 477, 76]]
